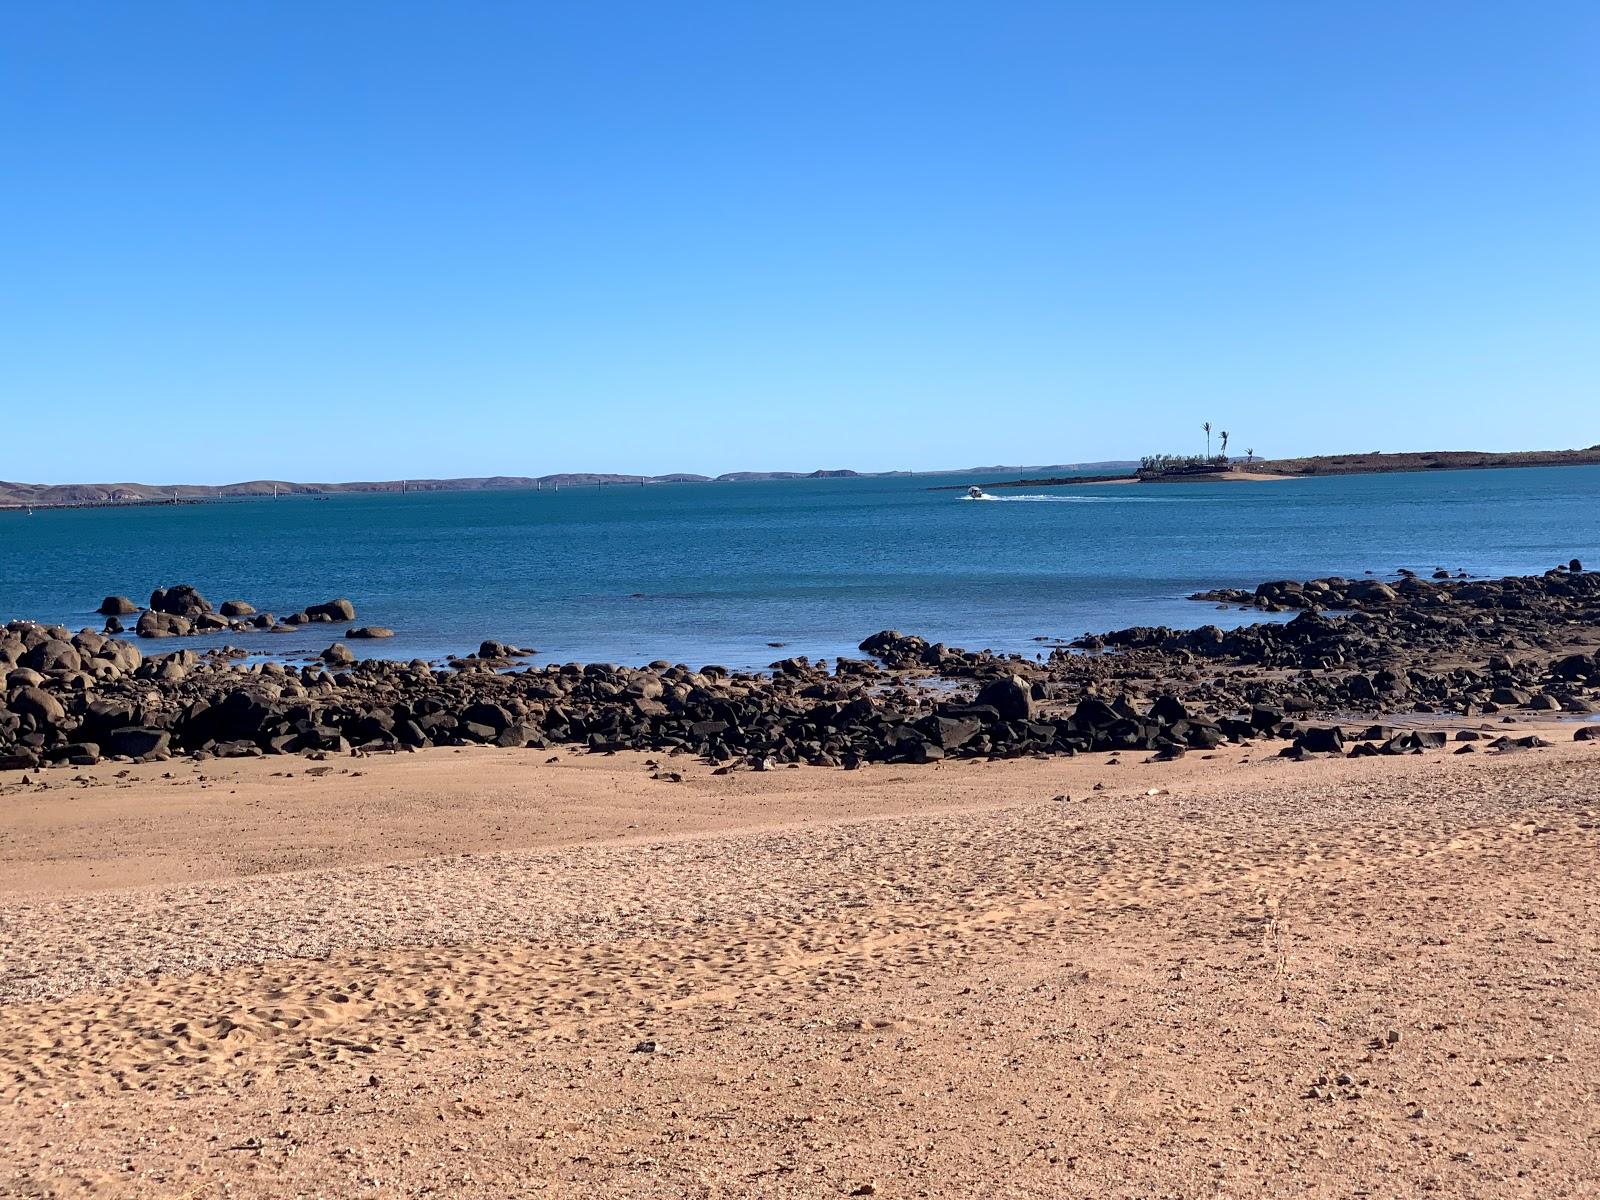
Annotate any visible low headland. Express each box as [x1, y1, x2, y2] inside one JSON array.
[[947, 444, 1600, 490]]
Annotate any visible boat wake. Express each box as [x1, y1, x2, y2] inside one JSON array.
[[963, 492, 1191, 503]]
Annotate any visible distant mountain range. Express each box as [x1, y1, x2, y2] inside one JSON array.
[[0, 463, 1140, 508]]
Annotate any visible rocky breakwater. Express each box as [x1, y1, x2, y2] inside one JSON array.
[[5, 566, 1599, 775], [0, 628, 938, 769], [0, 622, 1285, 771], [1060, 562, 1600, 720]]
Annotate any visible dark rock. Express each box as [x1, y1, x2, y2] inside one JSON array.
[[307, 598, 357, 622], [22, 639, 81, 674], [1072, 698, 1121, 729], [149, 584, 212, 616], [219, 600, 256, 618], [347, 627, 395, 639], [1148, 695, 1188, 724], [919, 714, 982, 750], [1492, 734, 1552, 750], [1296, 726, 1345, 754], [7, 685, 65, 724], [1249, 704, 1285, 733], [136, 610, 192, 638], [98, 595, 138, 616], [1550, 653, 1595, 681], [974, 675, 1035, 722], [104, 727, 171, 759], [462, 702, 513, 733]]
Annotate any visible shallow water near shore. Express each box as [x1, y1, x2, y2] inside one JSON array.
[[3, 465, 1598, 669]]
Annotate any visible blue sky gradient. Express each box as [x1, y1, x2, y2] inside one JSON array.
[[3, 1, 1597, 481]]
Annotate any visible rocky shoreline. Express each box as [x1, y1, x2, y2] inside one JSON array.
[[3, 565, 1599, 774]]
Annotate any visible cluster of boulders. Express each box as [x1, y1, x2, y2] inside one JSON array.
[[1074, 566, 1600, 685], [97, 586, 360, 639], [4, 566, 1598, 773], [0, 627, 987, 768], [1191, 560, 1586, 615]]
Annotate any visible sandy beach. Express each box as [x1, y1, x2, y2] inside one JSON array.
[[4, 727, 1597, 1198]]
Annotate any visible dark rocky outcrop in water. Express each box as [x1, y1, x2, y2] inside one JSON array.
[[3, 567, 1598, 772], [307, 598, 356, 623], [91, 584, 370, 641], [150, 585, 212, 617]]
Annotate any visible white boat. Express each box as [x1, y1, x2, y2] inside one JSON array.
[[965, 485, 995, 501]]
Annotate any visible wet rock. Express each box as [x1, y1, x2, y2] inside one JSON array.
[[136, 610, 193, 638], [149, 584, 212, 617], [97, 595, 138, 616], [307, 598, 357, 622]]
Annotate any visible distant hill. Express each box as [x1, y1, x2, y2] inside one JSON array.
[[953, 461, 1138, 474], [713, 469, 861, 482], [0, 469, 864, 507], [0, 475, 663, 506], [1253, 446, 1600, 476]]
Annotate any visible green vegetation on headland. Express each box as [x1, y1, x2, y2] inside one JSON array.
[[1250, 446, 1600, 476], [955, 446, 1600, 490]]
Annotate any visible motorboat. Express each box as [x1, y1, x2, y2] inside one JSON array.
[[965, 485, 995, 501]]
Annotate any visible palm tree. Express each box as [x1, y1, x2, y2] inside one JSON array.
[[1202, 421, 1212, 458], [1245, 446, 1255, 463], [1219, 430, 1230, 460]]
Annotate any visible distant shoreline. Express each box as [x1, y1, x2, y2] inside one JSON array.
[[6, 447, 1598, 510], [0, 463, 1139, 511]]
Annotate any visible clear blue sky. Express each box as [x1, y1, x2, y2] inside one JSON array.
[[3, 1, 1597, 482]]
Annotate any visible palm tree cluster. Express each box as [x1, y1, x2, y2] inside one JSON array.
[[1202, 422, 1234, 460], [1137, 423, 1253, 476]]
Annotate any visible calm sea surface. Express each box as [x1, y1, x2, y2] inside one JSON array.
[[4, 466, 1598, 670]]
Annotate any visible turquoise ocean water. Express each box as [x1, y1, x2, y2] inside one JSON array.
[[3, 466, 1597, 670]]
